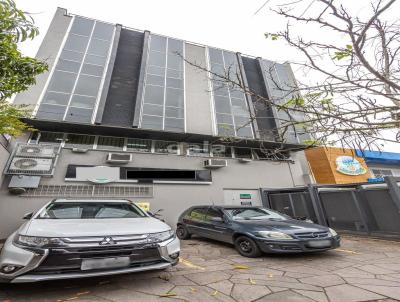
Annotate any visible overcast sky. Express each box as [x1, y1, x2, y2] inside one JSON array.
[[14, 0, 399, 152]]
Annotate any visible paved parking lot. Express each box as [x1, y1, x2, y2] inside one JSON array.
[[1, 235, 400, 302]]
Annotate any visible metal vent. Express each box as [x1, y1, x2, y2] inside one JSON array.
[[106, 153, 132, 164], [204, 159, 227, 168], [8, 157, 53, 175], [20, 184, 153, 198], [16, 144, 58, 158]]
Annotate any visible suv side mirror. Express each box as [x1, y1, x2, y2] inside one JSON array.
[[211, 217, 224, 223], [23, 212, 33, 220]]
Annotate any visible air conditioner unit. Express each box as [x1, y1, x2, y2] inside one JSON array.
[[106, 153, 132, 164], [15, 144, 58, 158], [8, 157, 53, 174], [204, 159, 227, 168], [238, 158, 252, 163]]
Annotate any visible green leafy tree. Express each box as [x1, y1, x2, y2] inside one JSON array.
[[0, 0, 47, 136]]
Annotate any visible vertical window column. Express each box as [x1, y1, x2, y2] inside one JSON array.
[[208, 48, 254, 138], [140, 34, 185, 132], [36, 16, 115, 124]]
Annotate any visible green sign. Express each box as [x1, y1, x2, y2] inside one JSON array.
[[240, 193, 252, 199]]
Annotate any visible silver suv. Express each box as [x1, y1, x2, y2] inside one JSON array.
[[0, 199, 180, 283]]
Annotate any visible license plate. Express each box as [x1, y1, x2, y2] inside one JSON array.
[[307, 240, 331, 248], [81, 257, 130, 271]]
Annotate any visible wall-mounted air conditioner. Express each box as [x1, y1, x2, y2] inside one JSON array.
[[106, 153, 132, 164], [8, 157, 53, 174], [204, 159, 227, 168], [15, 144, 58, 158]]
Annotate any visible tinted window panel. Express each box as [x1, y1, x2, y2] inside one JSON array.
[[148, 51, 166, 67], [209, 48, 223, 64], [127, 138, 152, 152], [60, 50, 85, 62], [165, 88, 184, 107], [166, 68, 183, 79], [97, 136, 124, 149], [150, 35, 167, 52], [64, 134, 95, 147], [84, 54, 107, 66], [217, 124, 235, 136], [87, 38, 110, 57], [36, 104, 66, 120], [70, 17, 94, 36], [74, 74, 101, 96], [147, 65, 165, 76], [55, 59, 81, 73], [216, 113, 233, 124], [168, 39, 183, 53], [189, 208, 208, 221], [144, 85, 164, 105], [64, 107, 93, 123], [42, 92, 70, 106], [141, 115, 163, 130], [64, 34, 89, 53], [47, 71, 77, 94], [164, 118, 184, 132], [146, 74, 165, 86], [236, 126, 253, 138], [81, 63, 104, 76], [143, 103, 163, 116], [165, 106, 184, 118], [92, 22, 114, 41], [70, 95, 96, 109], [166, 78, 183, 89], [167, 53, 182, 70], [214, 98, 231, 114]]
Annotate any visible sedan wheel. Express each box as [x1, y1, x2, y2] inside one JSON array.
[[234, 236, 262, 258], [176, 225, 191, 240]]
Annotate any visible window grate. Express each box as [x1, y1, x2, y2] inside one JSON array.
[[21, 185, 153, 198]]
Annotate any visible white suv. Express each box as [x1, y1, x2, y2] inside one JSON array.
[[0, 199, 180, 283]]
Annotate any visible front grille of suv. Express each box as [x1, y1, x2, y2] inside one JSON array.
[[294, 231, 330, 239]]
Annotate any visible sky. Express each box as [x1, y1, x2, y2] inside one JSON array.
[[14, 0, 400, 152]]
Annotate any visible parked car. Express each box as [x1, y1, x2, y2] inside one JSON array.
[[0, 199, 180, 283], [176, 206, 340, 257]]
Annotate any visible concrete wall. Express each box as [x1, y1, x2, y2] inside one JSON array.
[[0, 140, 308, 238], [184, 43, 214, 135], [13, 8, 72, 108]]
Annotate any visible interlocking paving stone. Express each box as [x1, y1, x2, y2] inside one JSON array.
[[256, 290, 314, 301], [299, 274, 345, 287], [293, 289, 329, 302], [185, 271, 231, 285], [356, 264, 397, 274], [172, 285, 235, 302], [354, 284, 400, 300], [231, 284, 271, 302], [208, 280, 234, 296], [325, 284, 384, 302]]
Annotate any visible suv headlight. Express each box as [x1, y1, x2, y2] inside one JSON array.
[[329, 228, 338, 237], [14, 235, 64, 248], [147, 230, 175, 243], [256, 231, 293, 240]]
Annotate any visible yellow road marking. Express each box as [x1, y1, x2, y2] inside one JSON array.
[[233, 265, 249, 270], [179, 258, 205, 270], [336, 248, 359, 254]]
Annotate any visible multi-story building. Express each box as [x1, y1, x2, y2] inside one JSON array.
[[0, 8, 312, 239]]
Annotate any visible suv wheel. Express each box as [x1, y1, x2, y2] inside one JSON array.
[[176, 225, 191, 240], [234, 236, 262, 258]]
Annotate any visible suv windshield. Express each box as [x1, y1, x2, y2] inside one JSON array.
[[225, 208, 288, 221], [38, 202, 146, 219]]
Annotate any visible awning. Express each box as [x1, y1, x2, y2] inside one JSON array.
[[356, 149, 400, 165]]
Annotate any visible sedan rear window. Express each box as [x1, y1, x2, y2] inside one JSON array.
[[225, 208, 288, 221], [38, 202, 146, 219]]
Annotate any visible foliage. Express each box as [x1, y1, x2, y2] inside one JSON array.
[[0, 0, 47, 136]]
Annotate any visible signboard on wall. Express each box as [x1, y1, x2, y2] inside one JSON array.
[[336, 156, 367, 176]]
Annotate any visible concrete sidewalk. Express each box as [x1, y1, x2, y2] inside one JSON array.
[[1, 235, 400, 301]]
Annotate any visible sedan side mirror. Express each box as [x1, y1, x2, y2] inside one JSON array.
[[23, 212, 33, 220], [211, 217, 224, 223]]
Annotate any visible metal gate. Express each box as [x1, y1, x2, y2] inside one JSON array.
[[262, 176, 400, 238]]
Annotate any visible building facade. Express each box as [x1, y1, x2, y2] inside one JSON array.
[[0, 8, 311, 239]]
